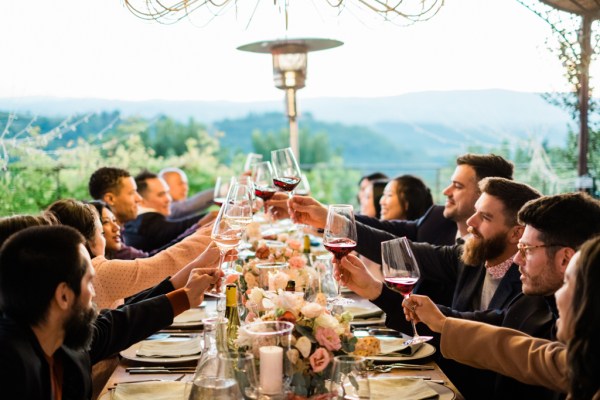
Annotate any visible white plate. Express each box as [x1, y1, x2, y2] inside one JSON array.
[[345, 305, 384, 319], [99, 381, 191, 400], [170, 308, 214, 328], [366, 342, 436, 362], [120, 340, 202, 364], [367, 376, 455, 400]]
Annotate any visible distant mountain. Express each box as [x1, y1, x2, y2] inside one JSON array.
[[0, 89, 574, 169]]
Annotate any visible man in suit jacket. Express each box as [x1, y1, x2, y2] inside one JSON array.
[[0, 225, 218, 400], [339, 177, 542, 398], [124, 170, 209, 252]]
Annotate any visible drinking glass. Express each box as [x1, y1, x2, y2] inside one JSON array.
[[253, 161, 277, 213], [189, 351, 246, 400], [328, 355, 370, 400], [271, 147, 302, 197], [244, 153, 263, 173], [323, 204, 356, 306], [294, 173, 311, 196], [218, 352, 259, 400], [214, 176, 234, 207], [381, 237, 433, 345]]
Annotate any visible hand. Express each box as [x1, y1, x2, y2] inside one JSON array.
[[337, 254, 383, 301], [402, 294, 446, 333], [288, 195, 328, 229], [170, 242, 232, 289], [265, 192, 290, 220], [184, 268, 221, 306], [197, 210, 218, 227]]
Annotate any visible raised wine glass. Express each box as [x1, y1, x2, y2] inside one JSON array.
[[214, 176, 234, 207], [294, 173, 311, 196], [323, 204, 356, 306], [381, 237, 433, 345], [271, 147, 302, 198], [243, 153, 263, 174]]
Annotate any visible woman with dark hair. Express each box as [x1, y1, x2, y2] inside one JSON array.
[[88, 200, 149, 260], [0, 213, 57, 247], [404, 235, 600, 399], [360, 179, 388, 219], [357, 172, 388, 215], [380, 175, 433, 221], [46, 198, 220, 309]]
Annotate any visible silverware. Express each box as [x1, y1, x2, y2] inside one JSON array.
[[368, 363, 435, 372], [126, 366, 195, 372], [128, 369, 195, 374]]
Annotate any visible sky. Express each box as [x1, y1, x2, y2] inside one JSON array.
[[0, 0, 589, 102]]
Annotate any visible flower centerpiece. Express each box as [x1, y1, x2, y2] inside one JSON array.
[[235, 289, 358, 399]]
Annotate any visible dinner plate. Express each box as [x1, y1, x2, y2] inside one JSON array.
[[345, 305, 384, 319], [120, 340, 202, 364], [170, 307, 214, 328], [367, 376, 455, 400], [349, 315, 386, 327], [366, 342, 436, 362]]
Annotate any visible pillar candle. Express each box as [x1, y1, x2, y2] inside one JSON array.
[[259, 345, 283, 394]]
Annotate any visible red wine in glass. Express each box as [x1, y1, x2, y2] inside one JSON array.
[[254, 187, 276, 201], [384, 277, 419, 297], [273, 177, 301, 192], [214, 197, 225, 207], [324, 238, 357, 260]]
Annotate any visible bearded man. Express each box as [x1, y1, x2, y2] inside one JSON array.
[[336, 177, 542, 399]]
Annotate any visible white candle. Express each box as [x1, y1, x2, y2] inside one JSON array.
[[259, 345, 283, 395]]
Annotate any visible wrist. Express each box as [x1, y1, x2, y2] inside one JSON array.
[[366, 281, 384, 301]]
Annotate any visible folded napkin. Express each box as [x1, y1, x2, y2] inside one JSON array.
[[136, 337, 202, 358], [378, 337, 422, 355], [369, 377, 439, 400], [345, 305, 384, 319], [111, 381, 191, 400], [172, 308, 208, 324]]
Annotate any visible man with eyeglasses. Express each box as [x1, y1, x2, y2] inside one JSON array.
[[403, 191, 600, 400]]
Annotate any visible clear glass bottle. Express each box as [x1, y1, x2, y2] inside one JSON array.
[[189, 317, 228, 400]]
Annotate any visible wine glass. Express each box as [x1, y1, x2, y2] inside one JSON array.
[[244, 153, 263, 174], [381, 237, 433, 345], [214, 176, 234, 207], [252, 161, 277, 216], [328, 355, 370, 400], [294, 173, 311, 196], [323, 204, 356, 306], [271, 147, 302, 198]]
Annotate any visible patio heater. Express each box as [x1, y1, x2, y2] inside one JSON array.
[[238, 38, 343, 161]]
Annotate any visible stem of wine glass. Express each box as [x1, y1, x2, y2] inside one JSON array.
[[405, 293, 421, 338], [215, 250, 226, 294], [335, 257, 342, 298]]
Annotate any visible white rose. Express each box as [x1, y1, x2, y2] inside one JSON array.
[[248, 288, 266, 306], [315, 313, 339, 329], [301, 302, 325, 319], [287, 348, 300, 365], [273, 291, 304, 312]]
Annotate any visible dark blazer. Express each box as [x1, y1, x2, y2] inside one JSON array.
[[124, 211, 201, 252], [0, 279, 176, 400], [356, 205, 457, 305]]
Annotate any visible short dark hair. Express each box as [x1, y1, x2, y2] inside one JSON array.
[[479, 177, 541, 226], [0, 226, 86, 326], [0, 213, 58, 248], [456, 153, 514, 182], [88, 167, 130, 200], [47, 199, 99, 246], [134, 169, 159, 197], [518, 192, 600, 251], [371, 179, 388, 219], [359, 172, 388, 185], [393, 175, 433, 220]]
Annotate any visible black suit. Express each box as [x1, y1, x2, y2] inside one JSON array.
[[356, 205, 457, 305], [0, 279, 176, 400], [124, 211, 201, 252], [372, 243, 559, 399]]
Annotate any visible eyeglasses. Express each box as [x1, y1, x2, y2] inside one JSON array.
[[516, 243, 567, 258]]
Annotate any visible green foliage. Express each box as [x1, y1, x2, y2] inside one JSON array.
[[251, 127, 332, 166]]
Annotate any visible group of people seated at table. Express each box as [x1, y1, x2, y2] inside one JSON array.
[[1, 153, 599, 399]]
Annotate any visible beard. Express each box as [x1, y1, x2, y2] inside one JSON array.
[[461, 228, 508, 266], [63, 301, 98, 351]]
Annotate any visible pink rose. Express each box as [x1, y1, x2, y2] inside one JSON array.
[[288, 255, 307, 270], [287, 239, 302, 251], [314, 327, 342, 351], [309, 347, 331, 373], [245, 311, 257, 324]]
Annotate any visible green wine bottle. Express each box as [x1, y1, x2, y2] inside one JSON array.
[[225, 284, 241, 351]]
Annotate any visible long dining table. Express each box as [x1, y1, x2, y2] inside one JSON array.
[[98, 294, 464, 400]]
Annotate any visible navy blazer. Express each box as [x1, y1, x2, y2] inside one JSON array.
[[0, 279, 176, 400], [124, 211, 201, 252]]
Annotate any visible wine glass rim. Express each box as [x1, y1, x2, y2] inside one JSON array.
[[240, 320, 294, 336], [381, 237, 410, 245], [328, 204, 353, 208]]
